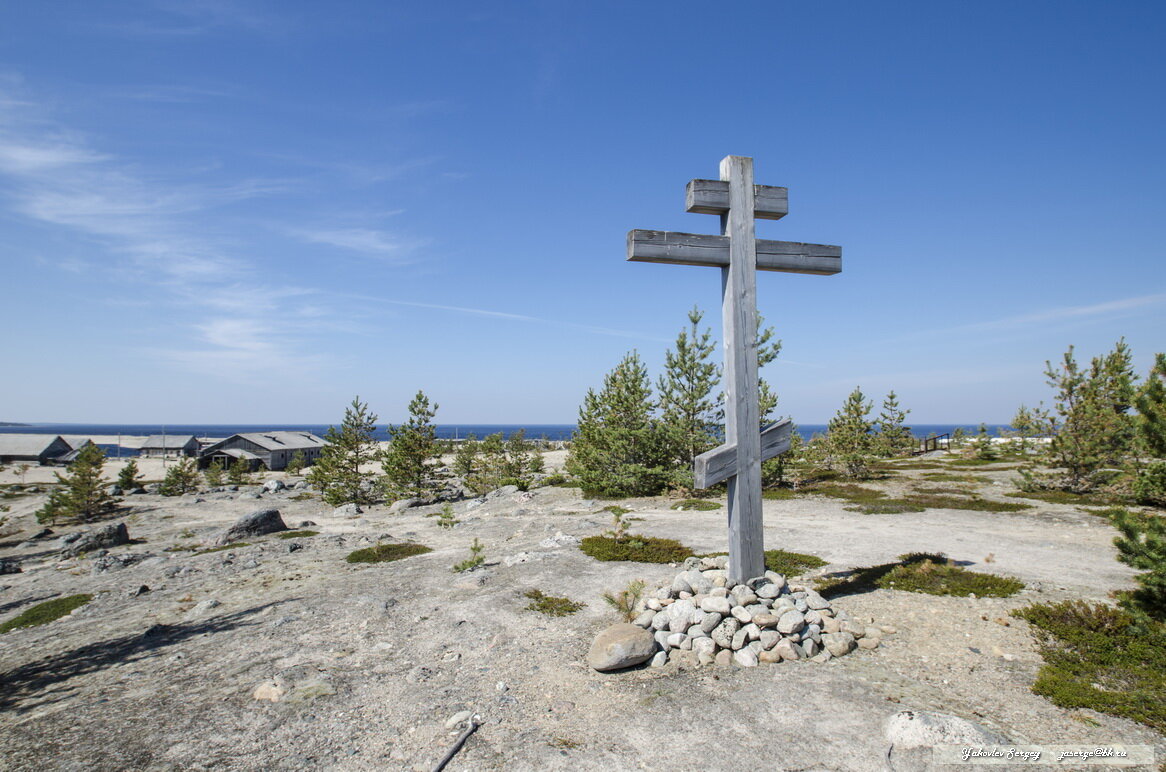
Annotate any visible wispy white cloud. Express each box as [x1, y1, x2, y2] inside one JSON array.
[[294, 227, 426, 261], [342, 294, 670, 343], [92, 0, 293, 37], [883, 292, 1166, 346], [0, 83, 329, 381]]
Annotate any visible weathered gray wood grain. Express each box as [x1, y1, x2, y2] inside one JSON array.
[[627, 230, 841, 275], [693, 419, 793, 489], [720, 155, 765, 585], [685, 179, 788, 219]]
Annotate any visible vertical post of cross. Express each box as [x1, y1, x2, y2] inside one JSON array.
[[719, 156, 765, 584]]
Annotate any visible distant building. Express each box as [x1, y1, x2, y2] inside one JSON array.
[[0, 434, 73, 465], [139, 435, 201, 459], [198, 431, 327, 471], [54, 436, 97, 465]]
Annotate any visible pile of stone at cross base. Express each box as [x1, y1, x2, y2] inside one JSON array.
[[588, 555, 893, 672]]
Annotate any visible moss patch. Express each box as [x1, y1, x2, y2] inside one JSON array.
[[580, 534, 693, 563], [701, 549, 827, 576], [818, 553, 1023, 599], [670, 499, 721, 511], [346, 542, 432, 564], [762, 489, 798, 500], [601, 505, 631, 516], [196, 542, 249, 554], [276, 530, 319, 539], [902, 494, 1033, 513], [1, 594, 93, 634], [1007, 490, 1118, 506], [920, 472, 992, 483], [844, 501, 927, 514], [523, 589, 585, 617], [1013, 601, 1166, 732], [811, 484, 887, 503]]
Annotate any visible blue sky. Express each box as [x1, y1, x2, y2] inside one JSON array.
[[1, 1, 1164, 425]]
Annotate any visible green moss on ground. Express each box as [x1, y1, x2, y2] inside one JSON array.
[[580, 535, 693, 563], [601, 505, 631, 516], [524, 589, 585, 617], [844, 502, 927, 514], [276, 530, 319, 539], [346, 542, 432, 564], [701, 549, 827, 576], [761, 489, 797, 500], [1, 594, 94, 634], [197, 542, 250, 554], [902, 494, 1032, 513], [921, 472, 992, 483], [811, 484, 887, 504], [670, 499, 721, 511], [1007, 490, 1118, 506], [818, 553, 1023, 599], [1013, 600, 1166, 732]]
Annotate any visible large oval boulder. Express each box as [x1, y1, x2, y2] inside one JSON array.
[[215, 508, 288, 545], [62, 522, 130, 557], [587, 623, 657, 672]]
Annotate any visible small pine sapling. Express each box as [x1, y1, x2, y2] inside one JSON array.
[[116, 458, 143, 491], [452, 538, 485, 572], [285, 450, 306, 476], [436, 504, 458, 529], [1108, 507, 1166, 627], [203, 460, 224, 487], [602, 579, 647, 622]]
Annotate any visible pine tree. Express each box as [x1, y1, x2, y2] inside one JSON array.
[[116, 458, 142, 491], [823, 387, 875, 478], [381, 390, 439, 499], [1132, 353, 1166, 505], [756, 316, 783, 424], [1010, 404, 1042, 454], [203, 459, 225, 487], [1043, 340, 1138, 490], [971, 422, 998, 461], [285, 450, 307, 476], [36, 444, 119, 524], [1109, 507, 1166, 627], [658, 306, 720, 473], [228, 456, 251, 485], [567, 351, 671, 497], [452, 434, 479, 478], [308, 396, 380, 506], [875, 391, 912, 457], [160, 458, 200, 496]]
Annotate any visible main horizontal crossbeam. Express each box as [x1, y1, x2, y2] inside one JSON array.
[[685, 179, 788, 220], [627, 230, 841, 275], [693, 418, 794, 489]]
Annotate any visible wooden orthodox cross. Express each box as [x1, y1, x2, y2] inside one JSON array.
[[628, 155, 841, 585]]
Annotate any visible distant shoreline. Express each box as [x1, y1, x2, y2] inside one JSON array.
[[0, 422, 1018, 445]]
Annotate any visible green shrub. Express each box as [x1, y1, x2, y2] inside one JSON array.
[[670, 499, 721, 511], [524, 589, 585, 617], [1007, 489, 1117, 506], [700, 549, 827, 576], [452, 538, 485, 572], [1132, 461, 1166, 507], [844, 502, 926, 514], [602, 578, 647, 621], [275, 530, 319, 539], [901, 494, 1032, 513], [346, 542, 432, 564], [818, 553, 1022, 598], [197, 542, 249, 554], [580, 535, 693, 563], [1013, 600, 1166, 731], [1, 594, 93, 634], [1107, 507, 1166, 625], [540, 473, 568, 487]]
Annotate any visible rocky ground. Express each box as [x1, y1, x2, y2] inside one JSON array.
[[0, 456, 1162, 771]]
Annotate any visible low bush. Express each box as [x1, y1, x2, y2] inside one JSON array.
[[524, 589, 585, 617], [275, 530, 319, 539], [700, 548, 827, 576], [844, 502, 926, 514], [580, 535, 693, 563], [346, 542, 432, 564], [818, 553, 1023, 599], [1, 594, 93, 634], [1007, 489, 1117, 506], [670, 499, 721, 511], [902, 494, 1032, 513], [1013, 600, 1166, 731]]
